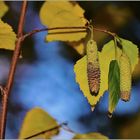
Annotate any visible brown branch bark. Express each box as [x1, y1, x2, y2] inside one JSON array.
[[22, 26, 116, 40], [0, 1, 27, 138], [24, 123, 63, 139], [24, 122, 74, 139]]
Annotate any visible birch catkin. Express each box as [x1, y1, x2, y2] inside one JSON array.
[[86, 39, 100, 96], [119, 53, 132, 101]]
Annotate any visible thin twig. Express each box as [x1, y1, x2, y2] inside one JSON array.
[[24, 123, 66, 139], [93, 27, 116, 37], [22, 26, 86, 40], [22, 26, 116, 41], [0, 1, 27, 139]]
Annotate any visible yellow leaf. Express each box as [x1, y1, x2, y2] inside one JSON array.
[[74, 54, 107, 108], [73, 132, 108, 139], [68, 40, 85, 55], [74, 42, 85, 55], [103, 39, 138, 113], [40, 1, 87, 42], [19, 108, 59, 139], [74, 38, 139, 109], [0, 1, 8, 18], [0, 19, 16, 50]]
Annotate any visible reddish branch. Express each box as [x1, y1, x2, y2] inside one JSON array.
[[22, 26, 116, 40], [24, 122, 75, 139], [24, 123, 66, 139], [0, 1, 27, 139]]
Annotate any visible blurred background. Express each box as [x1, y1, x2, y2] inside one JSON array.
[[0, 1, 140, 139]]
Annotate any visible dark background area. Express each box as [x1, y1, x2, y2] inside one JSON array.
[[0, 1, 140, 139]]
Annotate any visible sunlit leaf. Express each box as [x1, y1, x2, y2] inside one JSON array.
[[108, 60, 120, 116], [19, 108, 59, 139], [74, 38, 138, 109], [68, 40, 85, 55], [74, 54, 107, 108], [73, 132, 108, 139], [120, 38, 139, 71], [0, 1, 8, 18], [0, 19, 16, 50], [40, 1, 87, 42]]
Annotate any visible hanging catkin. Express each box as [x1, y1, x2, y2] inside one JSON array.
[[86, 39, 100, 96], [119, 53, 132, 101]]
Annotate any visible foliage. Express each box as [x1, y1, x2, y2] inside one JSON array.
[[0, 1, 16, 51], [73, 132, 108, 139], [40, 1, 87, 42], [39, 1, 139, 114], [19, 108, 59, 139], [0, 19, 16, 50], [0, 1, 139, 139], [74, 38, 138, 112], [108, 60, 120, 115], [0, 1, 8, 18]]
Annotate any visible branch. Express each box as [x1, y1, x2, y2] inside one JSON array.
[[24, 123, 67, 139], [22, 26, 116, 41], [22, 26, 86, 40], [0, 1, 27, 138], [93, 27, 116, 37]]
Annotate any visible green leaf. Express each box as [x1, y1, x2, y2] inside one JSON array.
[[105, 38, 139, 72], [108, 60, 120, 116], [39, 1, 87, 42], [19, 108, 59, 139], [0, 19, 16, 50], [120, 38, 139, 71], [0, 1, 8, 18], [73, 132, 108, 139]]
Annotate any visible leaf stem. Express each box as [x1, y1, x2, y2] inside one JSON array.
[[0, 1, 27, 138], [114, 37, 118, 60]]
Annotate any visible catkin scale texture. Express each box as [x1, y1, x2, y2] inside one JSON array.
[[119, 53, 132, 101], [86, 39, 100, 96]]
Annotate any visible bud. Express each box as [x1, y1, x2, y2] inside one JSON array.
[[119, 53, 132, 101], [86, 39, 100, 96]]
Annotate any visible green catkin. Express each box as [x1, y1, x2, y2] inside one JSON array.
[[119, 53, 132, 101], [86, 39, 100, 96]]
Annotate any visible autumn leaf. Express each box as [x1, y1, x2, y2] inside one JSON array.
[[67, 40, 85, 55], [108, 60, 120, 116], [73, 132, 108, 139], [104, 38, 139, 72], [19, 108, 59, 139], [0, 1, 8, 18], [40, 1, 87, 42], [74, 54, 107, 109], [0, 19, 16, 50], [74, 38, 138, 110]]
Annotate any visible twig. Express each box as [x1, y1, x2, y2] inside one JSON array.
[[24, 123, 66, 139], [22, 26, 86, 40], [93, 27, 116, 37], [0, 1, 27, 138], [22, 26, 116, 41]]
